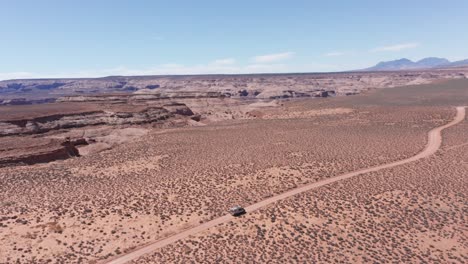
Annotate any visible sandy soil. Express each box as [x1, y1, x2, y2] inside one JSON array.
[[106, 107, 465, 264], [133, 107, 468, 263]]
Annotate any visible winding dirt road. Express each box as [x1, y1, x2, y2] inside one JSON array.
[[105, 106, 466, 264]]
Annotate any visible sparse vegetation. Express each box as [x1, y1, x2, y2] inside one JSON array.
[[0, 79, 467, 263]]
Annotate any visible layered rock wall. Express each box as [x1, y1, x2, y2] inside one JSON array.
[[0, 107, 172, 136]]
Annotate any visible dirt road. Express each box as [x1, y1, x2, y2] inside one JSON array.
[[105, 106, 466, 264]]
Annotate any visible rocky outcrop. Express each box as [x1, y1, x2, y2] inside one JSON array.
[[131, 91, 227, 99], [163, 103, 195, 116], [57, 92, 227, 104], [0, 140, 82, 167], [0, 79, 131, 95], [56, 95, 127, 103], [0, 107, 174, 136], [0, 102, 198, 167], [0, 98, 56, 105]]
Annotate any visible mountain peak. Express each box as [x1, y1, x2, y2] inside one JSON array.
[[371, 58, 416, 71], [416, 57, 450, 67], [364, 57, 458, 71]]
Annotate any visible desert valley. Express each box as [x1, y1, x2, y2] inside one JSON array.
[[0, 67, 467, 263], [3, 1, 468, 263]]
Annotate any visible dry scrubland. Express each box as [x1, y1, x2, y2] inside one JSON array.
[[137, 117, 467, 263], [134, 80, 468, 263], [0, 79, 467, 263]]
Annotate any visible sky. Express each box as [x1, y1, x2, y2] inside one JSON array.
[[1, 0, 468, 80]]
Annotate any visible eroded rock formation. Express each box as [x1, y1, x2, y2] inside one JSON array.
[[2, 69, 467, 104], [0, 107, 173, 137], [0, 139, 82, 167]]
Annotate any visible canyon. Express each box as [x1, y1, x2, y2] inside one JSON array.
[[1, 69, 468, 167], [1, 69, 467, 105]]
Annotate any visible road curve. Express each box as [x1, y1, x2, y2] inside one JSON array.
[[105, 106, 466, 264]]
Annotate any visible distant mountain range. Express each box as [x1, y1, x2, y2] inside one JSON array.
[[363, 57, 468, 71]]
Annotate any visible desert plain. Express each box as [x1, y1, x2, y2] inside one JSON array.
[[0, 73, 467, 263]]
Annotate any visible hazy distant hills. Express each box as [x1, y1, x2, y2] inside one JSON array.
[[364, 57, 468, 71], [447, 59, 468, 67]]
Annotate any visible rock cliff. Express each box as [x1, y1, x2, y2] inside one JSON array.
[[0, 107, 175, 137]]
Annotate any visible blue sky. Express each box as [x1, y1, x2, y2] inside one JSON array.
[[1, 0, 468, 79]]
